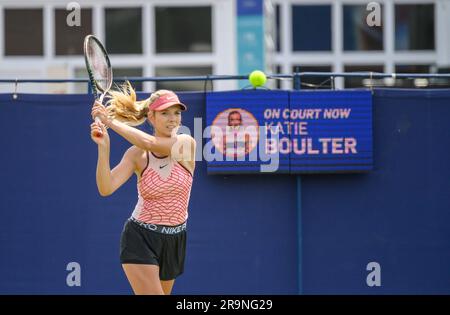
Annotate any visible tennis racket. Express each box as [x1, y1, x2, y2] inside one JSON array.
[[83, 34, 113, 137]]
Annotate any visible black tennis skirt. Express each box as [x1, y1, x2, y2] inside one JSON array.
[[120, 217, 187, 281]]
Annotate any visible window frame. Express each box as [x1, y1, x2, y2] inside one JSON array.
[[0, 0, 235, 93], [273, 0, 438, 89]]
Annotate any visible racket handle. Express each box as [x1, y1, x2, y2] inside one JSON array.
[[99, 93, 105, 104], [94, 116, 103, 137], [93, 93, 105, 137]]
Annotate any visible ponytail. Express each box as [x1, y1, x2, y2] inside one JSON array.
[[105, 81, 149, 126], [106, 82, 176, 126]]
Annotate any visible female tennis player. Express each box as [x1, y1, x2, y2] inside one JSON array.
[[90, 82, 196, 295]]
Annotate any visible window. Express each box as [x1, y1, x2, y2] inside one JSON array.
[[292, 5, 331, 51], [395, 4, 435, 50], [395, 65, 430, 88], [275, 64, 282, 89], [5, 9, 43, 56], [431, 67, 450, 88], [344, 65, 384, 88], [343, 5, 383, 51], [155, 66, 213, 91], [292, 65, 332, 89], [105, 8, 142, 54], [74, 68, 90, 94], [113, 68, 143, 91], [155, 6, 212, 53], [275, 4, 281, 52], [55, 9, 92, 55], [74, 67, 143, 93]]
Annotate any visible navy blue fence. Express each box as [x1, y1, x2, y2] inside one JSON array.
[[0, 73, 449, 294]]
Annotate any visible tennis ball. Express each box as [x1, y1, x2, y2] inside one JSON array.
[[249, 70, 267, 87]]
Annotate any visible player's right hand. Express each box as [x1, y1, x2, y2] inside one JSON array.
[[90, 121, 110, 146]]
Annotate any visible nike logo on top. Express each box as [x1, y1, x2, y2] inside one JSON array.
[[159, 164, 168, 169]]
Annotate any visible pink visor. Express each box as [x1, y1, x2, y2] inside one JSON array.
[[148, 91, 187, 111]]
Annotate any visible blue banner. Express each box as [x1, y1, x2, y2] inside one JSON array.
[[206, 90, 373, 174], [1, 89, 450, 294]]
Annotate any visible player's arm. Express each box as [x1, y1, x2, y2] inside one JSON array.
[[96, 146, 136, 197], [91, 101, 172, 156], [108, 119, 176, 155], [92, 101, 180, 156], [92, 102, 191, 160]]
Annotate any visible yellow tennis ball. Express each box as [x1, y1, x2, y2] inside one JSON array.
[[249, 70, 267, 87]]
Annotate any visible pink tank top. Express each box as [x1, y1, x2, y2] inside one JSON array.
[[131, 151, 193, 225]]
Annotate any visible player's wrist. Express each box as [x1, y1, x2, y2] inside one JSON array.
[[103, 117, 113, 128], [97, 141, 110, 149]]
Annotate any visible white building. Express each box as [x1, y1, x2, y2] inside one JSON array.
[[0, 0, 448, 93]]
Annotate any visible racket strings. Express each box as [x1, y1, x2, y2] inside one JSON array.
[[86, 40, 111, 92]]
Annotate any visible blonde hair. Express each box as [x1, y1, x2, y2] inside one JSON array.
[[105, 81, 173, 127]]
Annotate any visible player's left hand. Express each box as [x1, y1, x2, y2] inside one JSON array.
[[91, 101, 109, 124]]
